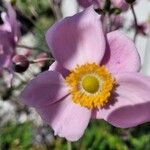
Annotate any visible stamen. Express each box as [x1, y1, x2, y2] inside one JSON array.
[[66, 63, 115, 109]]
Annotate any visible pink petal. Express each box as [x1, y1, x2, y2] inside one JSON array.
[[37, 95, 91, 141], [96, 72, 150, 128], [77, 0, 95, 8], [102, 30, 140, 74], [20, 71, 69, 108], [49, 61, 70, 78], [0, 12, 11, 32], [0, 31, 14, 69], [46, 7, 105, 70], [0, 47, 11, 69], [112, 0, 129, 11], [0, 30, 12, 45], [6, 3, 20, 39]]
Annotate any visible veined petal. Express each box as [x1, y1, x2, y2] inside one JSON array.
[[96, 72, 150, 128], [46, 7, 105, 70], [37, 95, 91, 141], [102, 31, 140, 74], [20, 71, 69, 108]]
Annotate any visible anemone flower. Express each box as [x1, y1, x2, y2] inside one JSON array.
[[0, 3, 20, 86], [21, 7, 150, 141]]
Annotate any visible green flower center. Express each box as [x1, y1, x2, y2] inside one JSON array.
[[82, 75, 99, 94]]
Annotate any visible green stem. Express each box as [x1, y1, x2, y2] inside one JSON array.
[[17, 44, 44, 51], [29, 57, 54, 63], [67, 141, 72, 150]]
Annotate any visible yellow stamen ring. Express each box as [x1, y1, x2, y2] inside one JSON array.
[[66, 63, 115, 109]]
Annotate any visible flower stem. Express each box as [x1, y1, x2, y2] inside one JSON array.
[[67, 141, 72, 150], [130, 4, 138, 42], [29, 57, 54, 63], [17, 44, 45, 51]]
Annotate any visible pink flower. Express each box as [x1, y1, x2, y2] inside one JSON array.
[[110, 15, 124, 31], [77, 0, 104, 8], [137, 23, 149, 36], [0, 3, 20, 85], [21, 7, 150, 141], [112, 0, 129, 11], [132, 22, 149, 36]]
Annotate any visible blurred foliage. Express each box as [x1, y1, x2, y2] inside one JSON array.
[[16, 0, 51, 17], [15, 0, 55, 52], [0, 122, 32, 150], [0, 120, 150, 150], [33, 16, 54, 52]]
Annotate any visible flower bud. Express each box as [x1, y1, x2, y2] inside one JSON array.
[[53, 0, 61, 5], [12, 55, 29, 73], [125, 0, 136, 4]]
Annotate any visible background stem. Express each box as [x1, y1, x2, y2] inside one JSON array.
[[17, 44, 44, 51], [130, 4, 138, 42]]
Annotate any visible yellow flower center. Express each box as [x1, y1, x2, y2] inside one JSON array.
[[66, 63, 115, 109]]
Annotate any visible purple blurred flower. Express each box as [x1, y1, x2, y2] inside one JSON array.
[[137, 23, 149, 36], [77, 0, 104, 8], [0, 3, 20, 86], [112, 0, 129, 11], [132, 22, 149, 36], [21, 7, 150, 141], [110, 15, 124, 30]]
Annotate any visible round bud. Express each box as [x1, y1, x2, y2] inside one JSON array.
[[12, 55, 29, 73], [53, 0, 61, 5], [125, 0, 136, 4]]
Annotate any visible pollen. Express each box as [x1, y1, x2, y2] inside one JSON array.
[[66, 63, 116, 109]]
